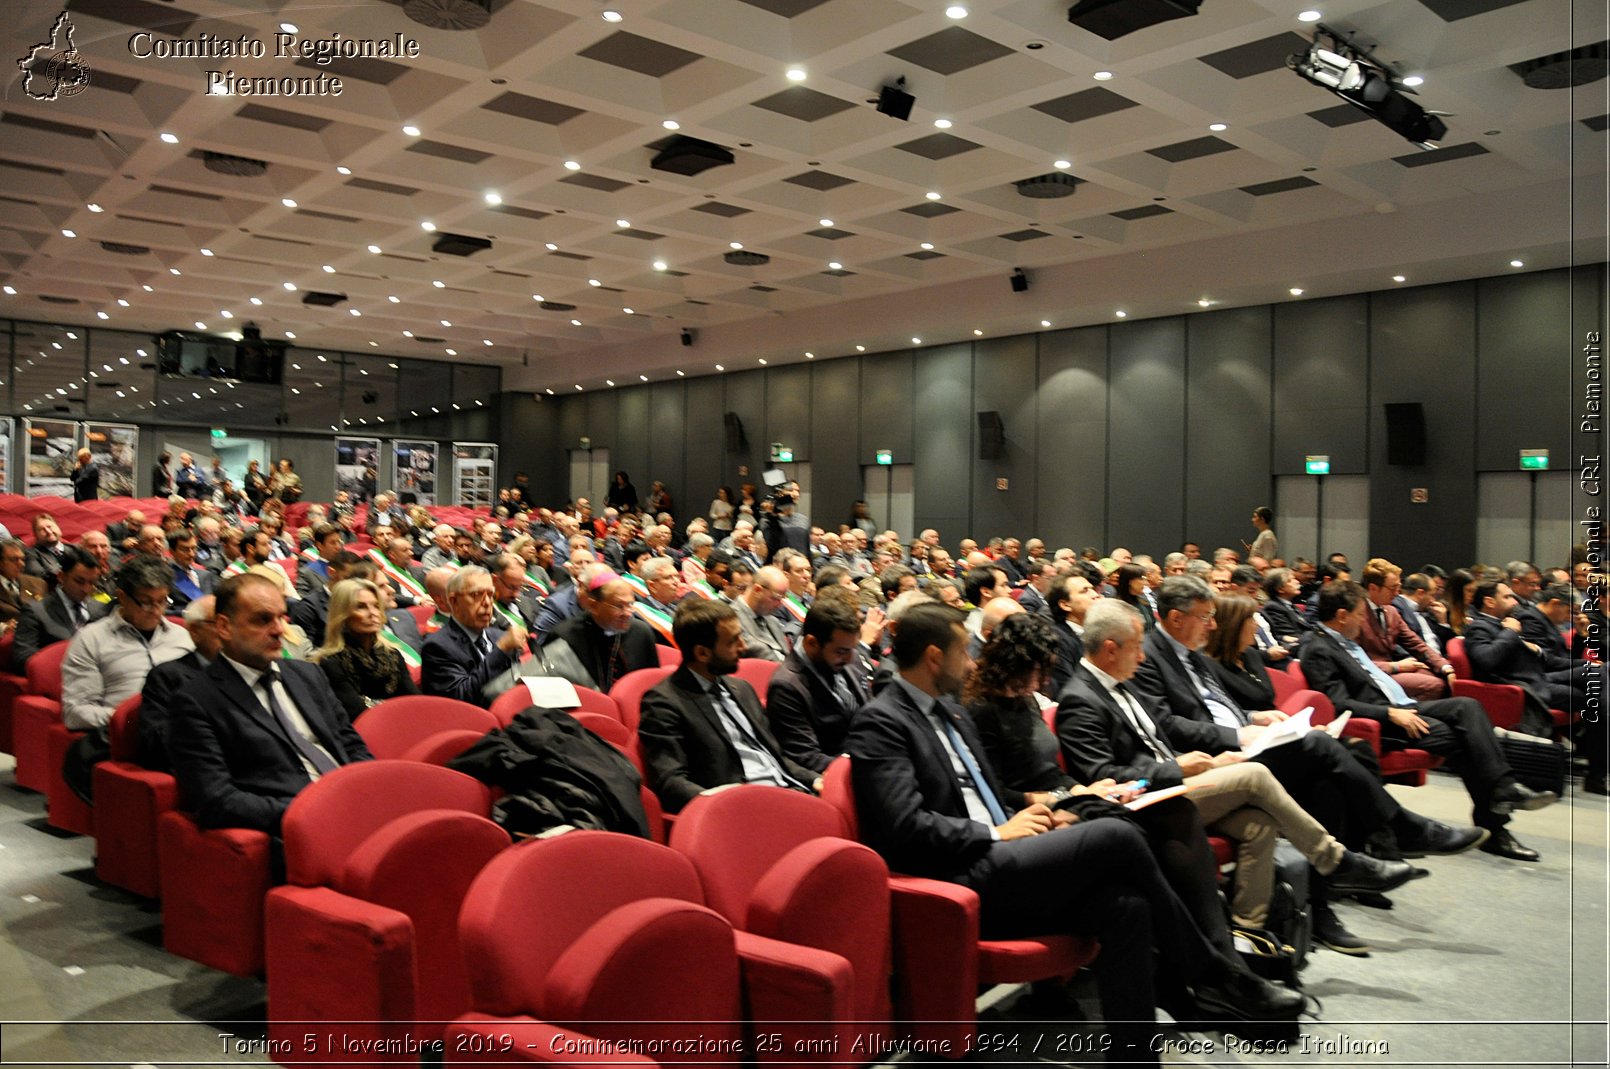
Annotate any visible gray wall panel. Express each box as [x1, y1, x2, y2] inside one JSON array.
[[971, 334, 1038, 540], [648, 381, 686, 506], [1035, 327, 1108, 549], [1475, 269, 1573, 471], [1271, 295, 1369, 475], [1108, 318, 1186, 553], [684, 376, 727, 515], [810, 360, 862, 524], [722, 370, 766, 491], [614, 388, 651, 486], [859, 350, 913, 464], [912, 344, 972, 539], [765, 364, 812, 465], [498, 395, 564, 506], [1186, 306, 1272, 553], [1369, 280, 1477, 568], [557, 393, 588, 454]]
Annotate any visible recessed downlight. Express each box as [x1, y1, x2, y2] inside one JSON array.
[[786, 67, 806, 81], [402, 124, 421, 136]]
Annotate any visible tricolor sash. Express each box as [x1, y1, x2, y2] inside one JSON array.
[[423, 611, 449, 635], [224, 560, 249, 577], [494, 601, 527, 632], [781, 592, 809, 624], [632, 599, 676, 644], [687, 580, 717, 600], [523, 567, 552, 597], [371, 550, 427, 603], [622, 572, 649, 597], [382, 628, 422, 667]]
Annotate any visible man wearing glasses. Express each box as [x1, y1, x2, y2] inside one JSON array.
[[546, 568, 658, 692], [731, 565, 791, 662], [421, 565, 529, 707], [63, 555, 195, 735]]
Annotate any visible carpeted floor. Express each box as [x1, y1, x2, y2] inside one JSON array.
[[1, 752, 1605, 1068]]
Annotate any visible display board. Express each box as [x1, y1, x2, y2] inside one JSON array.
[[334, 437, 380, 504], [85, 422, 138, 499], [0, 418, 12, 494], [23, 418, 79, 497], [452, 441, 498, 510], [392, 439, 438, 506]]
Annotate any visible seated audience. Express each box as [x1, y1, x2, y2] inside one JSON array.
[[545, 569, 658, 690], [420, 566, 528, 707], [1358, 559, 1455, 701], [25, 514, 69, 585], [167, 530, 216, 614], [63, 556, 195, 734], [314, 579, 421, 719], [169, 573, 372, 832], [766, 599, 868, 774], [639, 598, 819, 814], [1045, 572, 1101, 694], [0, 537, 47, 625], [15, 547, 108, 668], [139, 596, 220, 773], [731, 565, 791, 661]]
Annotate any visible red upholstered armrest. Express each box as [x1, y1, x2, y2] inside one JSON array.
[[733, 930, 855, 1060], [445, 1015, 659, 1066], [1452, 679, 1526, 730], [1340, 716, 1382, 754], [885, 875, 981, 1044]]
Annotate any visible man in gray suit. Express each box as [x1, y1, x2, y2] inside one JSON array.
[[731, 565, 791, 662], [15, 547, 110, 668]]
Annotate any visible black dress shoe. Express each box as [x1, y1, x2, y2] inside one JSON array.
[[1346, 891, 1394, 910], [1313, 908, 1371, 956], [1491, 781, 1558, 815], [1365, 828, 1408, 860], [1479, 827, 1541, 862], [1585, 775, 1610, 796], [1192, 968, 1304, 1021], [1325, 851, 1418, 896], [1396, 819, 1490, 856]]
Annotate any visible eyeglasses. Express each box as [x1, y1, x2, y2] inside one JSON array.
[[601, 597, 636, 611], [1187, 610, 1217, 622], [126, 593, 169, 613]]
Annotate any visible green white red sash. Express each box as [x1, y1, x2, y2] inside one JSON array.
[[632, 599, 675, 644], [687, 580, 717, 600], [370, 550, 427, 603], [494, 601, 526, 632], [381, 628, 422, 667], [781, 592, 809, 624], [622, 572, 648, 596], [223, 560, 249, 576], [523, 567, 552, 596]]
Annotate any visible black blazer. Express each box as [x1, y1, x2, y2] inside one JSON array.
[[72, 462, 100, 503], [168, 657, 372, 832], [965, 693, 1070, 793], [549, 613, 658, 692], [385, 607, 424, 653], [1260, 598, 1311, 646], [169, 565, 215, 613], [420, 620, 517, 708], [765, 648, 865, 774], [1047, 621, 1085, 696], [1130, 629, 1239, 753], [1463, 612, 1553, 690], [1393, 595, 1453, 654], [638, 665, 815, 813], [1512, 601, 1573, 674], [138, 650, 211, 773], [15, 593, 108, 669], [1208, 649, 1277, 712], [845, 678, 1028, 881], [1294, 627, 1401, 724], [1055, 662, 1187, 790], [290, 585, 331, 643]]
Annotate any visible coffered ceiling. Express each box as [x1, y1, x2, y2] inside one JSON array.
[[1, 0, 1604, 394]]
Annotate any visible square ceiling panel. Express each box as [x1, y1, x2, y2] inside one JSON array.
[[902, 201, 959, 217], [89, 71, 141, 95], [1032, 87, 1138, 124], [692, 202, 751, 216], [67, 0, 197, 34], [806, 228, 855, 239], [736, 0, 831, 15], [407, 141, 494, 165], [618, 229, 664, 240], [905, 250, 945, 259], [1308, 103, 1372, 127], [784, 170, 855, 190], [896, 133, 982, 159], [1111, 204, 1173, 220], [494, 205, 550, 221], [235, 103, 331, 133], [293, 55, 409, 85], [1000, 229, 1049, 241], [752, 87, 857, 122], [1418, 0, 1528, 19], [887, 27, 1014, 76], [1199, 33, 1309, 79], [559, 172, 633, 192], [1585, 115, 1610, 132], [1393, 142, 1489, 167], [579, 32, 702, 77], [346, 177, 418, 197], [1240, 176, 1320, 196], [482, 92, 584, 125], [1148, 135, 1237, 162]]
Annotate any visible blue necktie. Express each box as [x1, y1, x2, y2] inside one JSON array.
[[1344, 640, 1413, 706], [939, 713, 1008, 825]]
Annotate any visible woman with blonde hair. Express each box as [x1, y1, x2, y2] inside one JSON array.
[[507, 534, 554, 597], [314, 578, 418, 717]]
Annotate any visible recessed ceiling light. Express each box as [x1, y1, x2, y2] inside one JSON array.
[[715, 364, 725, 371], [322, 264, 335, 273], [1198, 299, 1211, 307], [1402, 75, 1424, 87], [563, 160, 581, 170], [194, 321, 207, 330], [1115, 310, 1127, 318], [142, 285, 153, 292], [676, 369, 685, 376], [920, 242, 934, 250], [403, 330, 414, 337], [532, 294, 545, 301], [546, 242, 559, 251], [441, 319, 452, 327], [170, 268, 181, 275], [571, 319, 582, 326], [653, 260, 668, 271], [623, 307, 634, 314], [945, 4, 967, 17], [934, 118, 952, 129], [199, 248, 214, 256], [367, 244, 381, 254], [973, 329, 983, 336], [1209, 122, 1228, 132], [662, 120, 680, 131], [574, 384, 583, 391], [1510, 259, 1524, 267], [1093, 70, 1114, 81], [588, 278, 602, 286], [925, 191, 941, 200], [421, 221, 436, 231], [601, 9, 623, 21], [160, 132, 179, 144], [280, 22, 298, 32], [120, 298, 132, 307], [1297, 10, 1321, 22], [1053, 159, 1071, 169], [484, 192, 502, 205], [855, 345, 865, 352], [87, 203, 103, 213], [911, 337, 922, 345], [220, 310, 234, 319], [433, 279, 446, 288], [606, 379, 615, 386], [61, 229, 76, 238], [283, 281, 296, 290], [819, 218, 834, 228], [1289, 287, 1304, 296], [388, 295, 400, 303], [758, 358, 768, 365], [281, 197, 297, 208], [828, 261, 842, 270], [545, 388, 555, 395], [336, 166, 352, 175], [483, 339, 493, 346], [350, 308, 362, 316], [402, 124, 421, 136], [729, 241, 743, 250], [284, 331, 295, 339], [97, 311, 109, 320], [1392, 274, 1407, 283], [786, 67, 806, 81], [1040, 320, 1051, 327], [445, 348, 457, 355], [616, 218, 630, 228], [640, 374, 649, 381]]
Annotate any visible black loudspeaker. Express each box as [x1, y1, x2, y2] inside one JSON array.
[[724, 412, 745, 454], [1067, 0, 1200, 39], [1010, 268, 1028, 293], [877, 81, 915, 121], [977, 410, 1005, 459], [1384, 402, 1427, 465]]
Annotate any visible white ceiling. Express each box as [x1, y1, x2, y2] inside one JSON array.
[[1, 0, 1605, 397]]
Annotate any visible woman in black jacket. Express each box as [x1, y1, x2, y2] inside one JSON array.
[[314, 579, 419, 719], [1202, 594, 1278, 711]]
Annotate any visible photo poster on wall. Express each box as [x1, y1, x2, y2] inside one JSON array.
[[334, 437, 381, 504], [24, 418, 80, 498], [392, 440, 438, 507], [85, 423, 139, 499], [0, 418, 12, 494], [453, 441, 498, 510]]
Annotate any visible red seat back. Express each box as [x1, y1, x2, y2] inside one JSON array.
[[655, 643, 683, 668], [1446, 637, 1474, 679], [1286, 659, 1310, 689], [820, 757, 857, 839], [25, 641, 70, 701], [733, 658, 779, 700], [353, 695, 496, 758], [108, 694, 143, 761], [608, 666, 676, 732]]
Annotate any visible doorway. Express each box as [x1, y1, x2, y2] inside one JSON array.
[[863, 464, 914, 537], [569, 448, 609, 510]]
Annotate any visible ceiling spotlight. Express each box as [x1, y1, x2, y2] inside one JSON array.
[[367, 244, 382, 254], [623, 307, 634, 314], [934, 118, 952, 129], [1208, 122, 1228, 132], [805, 352, 814, 358], [280, 21, 299, 32], [281, 197, 297, 208], [284, 331, 295, 339], [911, 337, 921, 345], [441, 319, 452, 327], [920, 242, 934, 250], [855, 345, 865, 352], [1093, 70, 1113, 80], [606, 379, 615, 386], [97, 311, 109, 319], [819, 218, 834, 227], [87, 203, 103, 213], [925, 191, 942, 200], [1392, 274, 1407, 282], [322, 264, 335, 273], [484, 192, 502, 205], [170, 268, 181, 275], [61, 228, 76, 238], [715, 364, 725, 371], [546, 242, 560, 251], [786, 67, 807, 81], [532, 294, 545, 301], [563, 160, 581, 170], [1197, 298, 1211, 307], [142, 285, 153, 291], [1040, 320, 1051, 328], [616, 218, 630, 228], [433, 279, 446, 288], [601, 9, 623, 20], [946, 4, 968, 17], [545, 388, 555, 395], [483, 339, 493, 346], [349, 308, 362, 316], [1510, 259, 1524, 268], [283, 281, 296, 290], [1291, 31, 1446, 147], [402, 124, 421, 136], [828, 261, 843, 270], [662, 120, 680, 131], [640, 374, 649, 381], [1289, 287, 1304, 296], [445, 348, 457, 355], [729, 242, 743, 250], [972, 329, 983, 336], [1053, 159, 1071, 169], [572, 319, 582, 326], [588, 278, 602, 287], [421, 221, 437, 231], [160, 132, 179, 144], [758, 358, 768, 365], [337, 166, 352, 175], [404, 330, 414, 337], [653, 260, 668, 271], [676, 369, 685, 376], [220, 310, 234, 318], [1402, 75, 1424, 87], [201, 248, 217, 257], [389, 295, 400, 303], [1115, 310, 1127, 317], [1297, 10, 1322, 22], [120, 298, 133, 306], [195, 321, 207, 330]]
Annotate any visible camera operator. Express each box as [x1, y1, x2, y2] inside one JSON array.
[[761, 480, 811, 558]]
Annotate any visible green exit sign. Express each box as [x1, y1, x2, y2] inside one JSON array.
[[776, 447, 794, 463], [1520, 450, 1550, 471], [875, 449, 893, 466], [1305, 455, 1330, 476]]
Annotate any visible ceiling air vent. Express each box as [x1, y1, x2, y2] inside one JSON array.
[[202, 151, 268, 176], [432, 232, 493, 257], [1015, 173, 1080, 199], [402, 0, 491, 30], [301, 291, 347, 307], [1510, 41, 1609, 89], [539, 301, 576, 312], [414, 335, 446, 343], [724, 250, 770, 266], [99, 241, 150, 255], [39, 295, 79, 304], [651, 135, 735, 177]]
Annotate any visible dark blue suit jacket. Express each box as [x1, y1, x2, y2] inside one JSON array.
[[420, 619, 515, 707], [1129, 629, 1240, 753], [168, 657, 372, 831]]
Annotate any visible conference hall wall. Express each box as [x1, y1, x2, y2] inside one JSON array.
[[501, 265, 1603, 570]]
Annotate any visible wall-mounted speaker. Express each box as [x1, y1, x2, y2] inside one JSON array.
[[1384, 402, 1426, 465], [977, 410, 1005, 459]]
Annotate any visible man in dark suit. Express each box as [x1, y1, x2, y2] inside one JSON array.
[[168, 573, 372, 833], [1258, 568, 1311, 649], [488, 552, 542, 636], [1045, 573, 1098, 695], [71, 448, 100, 503], [420, 565, 527, 707], [25, 514, 69, 587], [1299, 580, 1556, 862], [731, 566, 791, 662], [1464, 580, 1576, 718], [1526, 583, 1609, 792], [0, 538, 48, 625], [139, 596, 220, 773], [15, 547, 109, 668], [639, 599, 818, 814], [167, 530, 216, 614], [173, 452, 210, 501], [294, 524, 348, 601], [766, 599, 867, 774], [1394, 572, 1453, 654], [846, 602, 1301, 1061], [547, 572, 658, 692]]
